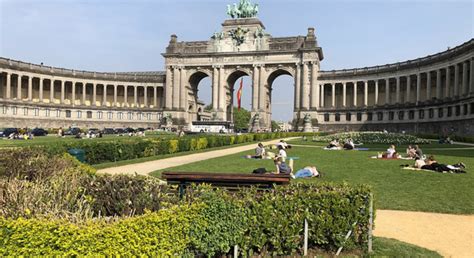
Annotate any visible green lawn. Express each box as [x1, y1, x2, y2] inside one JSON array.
[[151, 140, 474, 214], [368, 237, 441, 257]]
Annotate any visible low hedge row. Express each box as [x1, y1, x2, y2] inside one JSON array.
[[41, 132, 324, 164], [0, 184, 373, 256], [312, 132, 430, 145], [415, 133, 474, 144]]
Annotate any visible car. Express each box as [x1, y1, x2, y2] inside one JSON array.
[[124, 127, 136, 133], [102, 128, 115, 134], [64, 127, 81, 136], [88, 128, 100, 134], [30, 128, 48, 136], [115, 128, 126, 135], [0, 128, 19, 137], [137, 127, 145, 132]]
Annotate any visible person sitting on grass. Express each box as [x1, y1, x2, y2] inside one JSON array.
[[384, 144, 398, 158], [276, 139, 291, 149], [292, 166, 320, 179], [421, 155, 466, 173], [343, 138, 355, 150], [326, 139, 339, 149], [277, 144, 287, 160], [414, 145, 424, 160], [406, 145, 417, 158], [253, 142, 266, 159], [273, 156, 293, 174]]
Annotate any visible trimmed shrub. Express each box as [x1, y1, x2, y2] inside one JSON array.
[[312, 132, 429, 145]]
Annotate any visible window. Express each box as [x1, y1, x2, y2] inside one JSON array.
[[438, 108, 443, 118], [137, 112, 143, 120], [2, 106, 7, 114], [389, 111, 394, 121], [377, 112, 383, 121], [128, 112, 133, 120], [323, 113, 329, 122], [356, 112, 362, 121], [66, 110, 71, 118], [408, 110, 415, 120], [418, 110, 425, 120], [97, 111, 103, 119], [12, 106, 17, 115], [87, 111, 92, 119], [23, 107, 28, 116], [157, 113, 162, 120], [428, 108, 434, 118], [34, 108, 39, 116], [77, 111, 82, 118], [147, 113, 152, 120], [118, 112, 123, 120], [398, 111, 404, 120], [447, 106, 452, 117], [346, 113, 351, 121], [367, 112, 373, 121], [45, 109, 50, 117], [107, 112, 113, 120], [455, 105, 460, 116], [335, 113, 340, 122], [463, 104, 468, 115], [471, 103, 474, 114], [56, 109, 61, 117]]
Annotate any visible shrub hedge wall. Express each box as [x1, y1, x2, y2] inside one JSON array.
[[312, 132, 430, 145]]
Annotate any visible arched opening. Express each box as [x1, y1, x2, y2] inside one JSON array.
[[227, 70, 251, 130], [267, 69, 293, 132], [189, 71, 212, 121]]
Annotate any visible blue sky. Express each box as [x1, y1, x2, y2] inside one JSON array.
[[1, 0, 472, 121]]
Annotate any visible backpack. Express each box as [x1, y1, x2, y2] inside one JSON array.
[[252, 167, 267, 174]]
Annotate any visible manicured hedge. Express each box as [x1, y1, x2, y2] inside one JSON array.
[[41, 132, 324, 164], [312, 132, 430, 145]]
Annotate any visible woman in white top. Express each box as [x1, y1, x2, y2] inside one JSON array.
[[386, 145, 397, 158], [277, 144, 287, 160]]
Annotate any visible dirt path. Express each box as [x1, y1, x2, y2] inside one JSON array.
[[373, 210, 474, 257], [98, 137, 298, 175]]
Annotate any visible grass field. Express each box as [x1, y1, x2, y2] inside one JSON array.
[[151, 139, 474, 214]]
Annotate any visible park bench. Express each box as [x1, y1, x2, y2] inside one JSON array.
[[162, 171, 291, 197]]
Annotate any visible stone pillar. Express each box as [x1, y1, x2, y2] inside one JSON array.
[[374, 80, 379, 105], [82, 83, 87, 105], [454, 64, 459, 97], [50, 79, 54, 102], [416, 73, 421, 104], [39, 77, 43, 102], [353, 81, 357, 107], [113, 84, 118, 107], [143, 86, 148, 107], [71, 82, 76, 106], [102, 84, 107, 106], [405, 75, 411, 103], [436, 69, 442, 99], [17, 75, 22, 100], [445, 66, 450, 98], [470, 59, 474, 95], [134, 85, 138, 107], [320, 84, 324, 107], [259, 65, 265, 110], [426, 72, 432, 100], [301, 62, 309, 110], [331, 83, 335, 107], [342, 82, 347, 107], [219, 66, 226, 111], [92, 83, 97, 106], [363, 80, 368, 106], [5, 73, 11, 99], [385, 78, 390, 104], [27, 76, 32, 101], [180, 67, 186, 110], [172, 66, 180, 109], [311, 62, 319, 108], [123, 85, 127, 107], [294, 64, 301, 110], [462, 61, 468, 96], [60, 80, 65, 104], [165, 67, 172, 109], [153, 86, 157, 107], [214, 66, 220, 110]]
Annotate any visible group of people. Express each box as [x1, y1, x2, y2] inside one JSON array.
[[325, 138, 355, 150], [409, 155, 466, 173], [6, 132, 33, 140]]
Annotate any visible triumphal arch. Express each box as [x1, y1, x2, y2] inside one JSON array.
[[162, 0, 323, 131]]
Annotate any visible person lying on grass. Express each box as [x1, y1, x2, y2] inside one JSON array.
[[384, 144, 399, 159], [292, 166, 321, 179], [326, 139, 340, 149], [343, 138, 355, 150], [421, 155, 466, 173]]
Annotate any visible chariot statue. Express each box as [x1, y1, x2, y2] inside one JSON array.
[[227, 0, 259, 19]]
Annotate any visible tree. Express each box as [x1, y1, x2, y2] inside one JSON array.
[[204, 104, 213, 111], [271, 120, 280, 132], [233, 107, 251, 131]]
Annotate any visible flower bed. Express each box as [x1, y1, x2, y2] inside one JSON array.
[[312, 132, 430, 145]]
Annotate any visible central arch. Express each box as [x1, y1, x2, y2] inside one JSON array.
[[267, 68, 294, 131], [226, 69, 251, 123]]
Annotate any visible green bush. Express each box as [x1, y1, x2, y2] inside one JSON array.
[[313, 132, 429, 145]]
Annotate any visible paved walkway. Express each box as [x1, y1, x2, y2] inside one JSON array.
[[98, 139, 474, 257], [98, 137, 298, 175]]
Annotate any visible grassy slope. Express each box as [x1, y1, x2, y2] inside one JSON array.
[[368, 237, 441, 257], [151, 140, 474, 214]]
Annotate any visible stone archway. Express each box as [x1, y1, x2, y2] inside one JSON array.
[[266, 68, 295, 130], [225, 69, 251, 122], [188, 71, 211, 122]]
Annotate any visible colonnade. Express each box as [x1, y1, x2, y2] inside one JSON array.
[[0, 71, 164, 108], [319, 58, 473, 109]]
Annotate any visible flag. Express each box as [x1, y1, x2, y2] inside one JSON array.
[[237, 78, 243, 110]]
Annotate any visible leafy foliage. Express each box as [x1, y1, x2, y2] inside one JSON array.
[[312, 132, 430, 145], [233, 107, 251, 131]]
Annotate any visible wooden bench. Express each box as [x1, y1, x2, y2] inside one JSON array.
[[162, 171, 291, 197]]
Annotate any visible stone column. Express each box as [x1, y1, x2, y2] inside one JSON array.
[[302, 63, 310, 109], [134, 85, 138, 107], [405, 75, 411, 103], [214, 66, 220, 110], [311, 62, 319, 108], [60, 80, 65, 104], [454, 64, 459, 97], [374, 80, 379, 105], [363, 80, 368, 106], [320, 84, 324, 107], [123, 85, 128, 107], [113, 84, 118, 107], [27, 76, 32, 101], [385, 78, 390, 104], [82, 83, 87, 105], [436, 69, 442, 99], [462, 61, 468, 96], [50, 79, 54, 102], [180, 67, 186, 110], [258, 65, 265, 110], [72, 82, 76, 106], [5, 73, 11, 99], [172, 66, 180, 109], [153, 86, 157, 107], [39, 77, 43, 102], [353, 81, 357, 107], [294, 64, 301, 110], [143, 86, 148, 107], [92, 83, 97, 106], [102, 84, 107, 106], [426, 72, 432, 100], [218, 66, 226, 111], [445, 66, 450, 98], [416, 74, 421, 104], [17, 75, 22, 100], [470, 59, 474, 95], [165, 67, 172, 109], [395, 76, 400, 104], [342, 82, 347, 107], [331, 83, 335, 107]]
